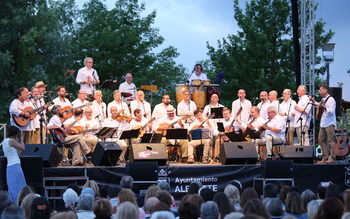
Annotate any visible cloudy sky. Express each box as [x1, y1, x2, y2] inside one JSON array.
[[75, 0, 350, 100]]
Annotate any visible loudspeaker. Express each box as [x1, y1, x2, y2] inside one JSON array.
[[91, 142, 122, 166], [220, 142, 258, 165], [20, 144, 61, 167], [263, 160, 294, 178], [129, 143, 167, 166], [329, 87, 342, 117], [126, 161, 159, 181], [283, 146, 314, 164]]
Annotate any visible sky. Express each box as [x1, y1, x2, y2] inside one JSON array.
[[75, 0, 350, 100]]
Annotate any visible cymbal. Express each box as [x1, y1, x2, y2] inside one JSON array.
[[121, 92, 130, 97], [128, 87, 141, 90]]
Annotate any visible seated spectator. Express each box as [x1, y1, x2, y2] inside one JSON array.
[[2, 206, 25, 219], [121, 175, 144, 207], [51, 211, 77, 219], [177, 202, 198, 219], [17, 186, 34, 206], [201, 201, 219, 219], [62, 188, 79, 211], [156, 190, 173, 209], [262, 183, 278, 201], [242, 199, 270, 219], [93, 198, 112, 219], [177, 194, 192, 217], [240, 188, 259, 212], [158, 181, 175, 207], [314, 197, 343, 219], [342, 212, 350, 219], [316, 184, 326, 200], [283, 191, 306, 219], [0, 191, 13, 218], [222, 212, 245, 219], [106, 186, 120, 211], [265, 198, 283, 219], [151, 210, 175, 219], [287, 186, 300, 194], [307, 199, 323, 219], [213, 192, 235, 219], [145, 185, 161, 202], [152, 202, 171, 213], [30, 197, 53, 219], [83, 180, 100, 199], [56, 183, 81, 212], [344, 189, 350, 212], [76, 193, 95, 219], [144, 197, 159, 219], [228, 180, 243, 196], [200, 188, 214, 202], [98, 185, 110, 199], [301, 189, 316, 212], [188, 183, 200, 195], [224, 185, 240, 211], [21, 194, 39, 219], [279, 186, 289, 205], [118, 189, 145, 219], [187, 194, 204, 218], [115, 201, 139, 219]]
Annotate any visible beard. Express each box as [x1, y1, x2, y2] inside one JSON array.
[[164, 102, 170, 106]]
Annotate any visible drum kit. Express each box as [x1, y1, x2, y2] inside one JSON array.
[[176, 80, 221, 110]]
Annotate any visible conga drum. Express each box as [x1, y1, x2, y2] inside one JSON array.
[[176, 84, 189, 104], [207, 84, 221, 103], [192, 87, 206, 110], [191, 79, 202, 86], [202, 79, 210, 86]]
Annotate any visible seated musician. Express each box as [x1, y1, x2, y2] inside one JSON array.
[[177, 89, 197, 125], [102, 106, 130, 163], [187, 109, 214, 164], [153, 106, 189, 163], [47, 105, 91, 166], [77, 107, 99, 153], [129, 109, 153, 143], [71, 90, 89, 110], [213, 108, 234, 159], [254, 106, 286, 162]]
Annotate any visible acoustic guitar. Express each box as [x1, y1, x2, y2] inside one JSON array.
[[133, 118, 156, 138], [257, 119, 271, 135], [13, 101, 54, 127], [52, 118, 81, 143], [224, 107, 243, 133], [189, 113, 216, 138], [243, 117, 257, 137], [61, 102, 92, 122], [157, 115, 191, 137], [334, 108, 350, 157], [74, 126, 101, 135]]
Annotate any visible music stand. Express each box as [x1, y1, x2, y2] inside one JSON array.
[[190, 128, 211, 140], [217, 122, 225, 132], [245, 128, 261, 139], [226, 130, 246, 142], [64, 70, 75, 88], [214, 71, 224, 84], [166, 129, 188, 140], [141, 133, 163, 143], [95, 127, 116, 141], [150, 133, 163, 143], [120, 129, 140, 142], [101, 79, 118, 90], [210, 107, 224, 119], [179, 111, 195, 123]]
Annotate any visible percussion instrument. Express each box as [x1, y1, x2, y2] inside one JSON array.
[[206, 84, 221, 104], [192, 87, 206, 110], [176, 84, 189, 104], [202, 79, 210, 86], [191, 79, 202, 86]]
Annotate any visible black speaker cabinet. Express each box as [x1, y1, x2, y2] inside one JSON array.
[[21, 144, 61, 167], [263, 160, 294, 178], [220, 142, 258, 165], [329, 87, 342, 117], [129, 143, 167, 166], [126, 161, 159, 182], [91, 142, 122, 166], [283, 146, 314, 164]]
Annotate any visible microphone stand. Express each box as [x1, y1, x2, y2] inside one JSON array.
[[148, 80, 154, 107], [296, 100, 311, 146], [284, 99, 292, 145], [159, 72, 168, 96]]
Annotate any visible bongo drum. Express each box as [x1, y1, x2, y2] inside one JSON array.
[[202, 79, 210, 86], [191, 79, 201, 86], [207, 84, 221, 103], [176, 84, 189, 104]]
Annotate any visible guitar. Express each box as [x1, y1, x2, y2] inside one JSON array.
[[225, 107, 243, 133], [190, 113, 216, 138], [13, 101, 54, 127], [61, 102, 92, 122], [315, 96, 331, 120], [257, 119, 271, 135], [74, 126, 101, 135], [334, 108, 350, 157], [243, 117, 257, 137], [157, 115, 191, 137], [53, 118, 81, 143], [133, 118, 156, 138]]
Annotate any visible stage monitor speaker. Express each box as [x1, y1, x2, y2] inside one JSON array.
[[263, 160, 294, 178], [126, 161, 159, 182], [129, 143, 167, 166], [91, 142, 122, 166], [220, 142, 258, 165], [329, 87, 342, 117], [283, 146, 314, 164], [20, 144, 61, 167]]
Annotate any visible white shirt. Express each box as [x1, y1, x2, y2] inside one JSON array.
[[130, 100, 151, 119], [152, 104, 169, 121], [51, 97, 71, 110], [213, 117, 234, 136], [78, 117, 100, 138], [102, 118, 130, 140], [154, 116, 184, 145], [294, 95, 312, 127], [107, 100, 130, 118], [203, 103, 225, 133], [177, 100, 197, 114], [32, 99, 45, 129], [130, 117, 151, 133], [279, 98, 297, 126], [47, 115, 62, 127], [316, 94, 337, 128], [71, 98, 89, 110], [2, 138, 20, 167], [257, 101, 270, 121], [9, 99, 34, 131], [231, 99, 252, 124], [188, 73, 208, 83], [264, 114, 286, 141], [90, 100, 107, 122], [119, 81, 137, 98], [76, 66, 99, 94], [189, 118, 214, 138]]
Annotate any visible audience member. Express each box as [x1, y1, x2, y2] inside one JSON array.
[[144, 197, 160, 219], [177, 202, 198, 219], [279, 186, 289, 204], [145, 185, 161, 202], [307, 199, 323, 219], [21, 194, 38, 219], [2, 206, 25, 219], [213, 192, 235, 219], [228, 180, 243, 196], [115, 201, 139, 219], [30, 197, 53, 219], [283, 191, 306, 219], [56, 183, 81, 211], [93, 198, 112, 219], [158, 181, 175, 207], [225, 185, 240, 211], [188, 182, 200, 195], [187, 194, 204, 218], [17, 186, 34, 206], [62, 188, 78, 211], [51, 211, 77, 219], [156, 190, 173, 208], [223, 212, 245, 219], [316, 185, 326, 200], [99, 185, 110, 199], [152, 202, 171, 213], [240, 188, 259, 212], [151, 210, 175, 219], [107, 186, 120, 210], [300, 189, 316, 213], [287, 186, 300, 194], [118, 189, 145, 218], [121, 175, 144, 207], [200, 188, 214, 202], [76, 193, 95, 219], [344, 189, 350, 212], [263, 183, 278, 200], [342, 212, 350, 219], [0, 191, 13, 217], [83, 180, 100, 198], [201, 201, 219, 219], [242, 199, 270, 219], [326, 183, 339, 197], [265, 198, 283, 219], [314, 197, 343, 219], [81, 188, 95, 199]]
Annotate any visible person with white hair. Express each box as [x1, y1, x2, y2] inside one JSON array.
[[76, 57, 100, 95], [115, 201, 139, 219], [62, 188, 78, 210], [150, 210, 175, 219], [76, 193, 95, 219], [201, 201, 219, 219], [279, 89, 297, 146]]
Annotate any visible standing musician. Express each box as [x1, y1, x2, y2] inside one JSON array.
[[177, 89, 197, 124], [50, 86, 71, 111], [35, 81, 48, 143], [152, 94, 171, 121], [47, 105, 91, 166], [188, 64, 207, 83], [292, 85, 312, 146], [107, 90, 130, 118], [187, 109, 214, 164], [213, 108, 233, 158], [76, 57, 100, 95], [31, 86, 47, 144], [255, 106, 285, 162], [102, 106, 130, 163], [9, 88, 35, 144], [257, 91, 269, 121], [35, 81, 47, 96], [71, 90, 89, 109], [153, 106, 189, 163], [77, 107, 100, 153], [231, 89, 252, 124], [268, 90, 279, 112], [310, 84, 336, 164], [130, 109, 152, 143], [130, 90, 151, 120], [119, 73, 137, 100], [279, 89, 296, 146], [91, 90, 106, 123]]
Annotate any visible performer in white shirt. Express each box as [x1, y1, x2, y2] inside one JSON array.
[[188, 64, 208, 83], [35, 81, 48, 143], [213, 108, 234, 159], [310, 84, 337, 164], [187, 109, 214, 164], [31, 87, 48, 144], [255, 106, 285, 162], [102, 106, 130, 163], [292, 85, 312, 146], [76, 57, 100, 95], [152, 94, 171, 121], [90, 90, 106, 125], [50, 86, 71, 111], [231, 89, 252, 124], [130, 90, 151, 120], [268, 90, 280, 112], [78, 107, 100, 153], [177, 89, 197, 124], [107, 90, 130, 118], [118, 73, 137, 101], [71, 90, 89, 110], [130, 109, 152, 143], [257, 91, 269, 121], [279, 89, 296, 146]]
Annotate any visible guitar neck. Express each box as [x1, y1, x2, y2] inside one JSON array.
[[79, 128, 100, 134]]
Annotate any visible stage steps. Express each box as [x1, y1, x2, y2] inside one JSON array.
[[44, 168, 89, 208]]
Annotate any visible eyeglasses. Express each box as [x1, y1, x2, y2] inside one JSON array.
[[85, 112, 92, 113]]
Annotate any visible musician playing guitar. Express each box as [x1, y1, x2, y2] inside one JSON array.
[[130, 109, 153, 143], [187, 109, 214, 164], [153, 106, 189, 163], [47, 105, 91, 166], [310, 84, 337, 164], [49, 86, 71, 111], [213, 108, 234, 158], [71, 90, 89, 110]]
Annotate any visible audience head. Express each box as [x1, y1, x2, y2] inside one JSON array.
[[344, 189, 350, 212], [178, 194, 192, 214], [265, 198, 283, 217], [121, 175, 134, 189], [285, 191, 305, 214], [115, 201, 139, 219], [224, 184, 240, 206], [118, 189, 137, 207], [30, 197, 52, 219], [279, 186, 289, 204], [21, 194, 38, 219], [240, 188, 259, 209], [92, 198, 112, 218], [145, 197, 160, 214], [2, 206, 25, 219], [188, 183, 200, 195], [62, 188, 78, 208], [287, 186, 300, 194], [263, 183, 278, 199], [314, 197, 343, 219], [307, 199, 323, 219], [228, 180, 242, 196], [242, 199, 270, 219], [151, 210, 175, 219], [201, 201, 219, 219], [67, 183, 81, 196], [274, 181, 285, 194], [191, 181, 203, 190], [77, 193, 94, 211], [152, 202, 171, 213], [317, 184, 327, 199], [81, 188, 95, 198], [50, 211, 77, 219], [200, 187, 214, 202], [83, 180, 99, 198], [156, 190, 172, 208], [145, 185, 161, 202], [0, 191, 12, 213], [187, 194, 204, 218], [98, 184, 109, 198], [177, 202, 198, 219], [158, 181, 170, 191], [213, 192, 234, 219], [107, 186, 120, 199], [342, 212, 350, 219], [17, 186, 34, 206], [301, 189, 317, 212], [222, 212, 245, 219]]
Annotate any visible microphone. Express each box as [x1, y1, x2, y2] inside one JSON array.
[[99, 98, 103, 102], [140, 98, 144, 102], [170, 100, 175, 103], [277, 97, 284, 100], [239, 95, 243, 99], [44, 91, 53, 94], [308, 94, 319, 97], [26, 95, 34, 99], [66, 93, 73, 96], [252, 97, 259, 100], [291, 92, 297, 96]]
